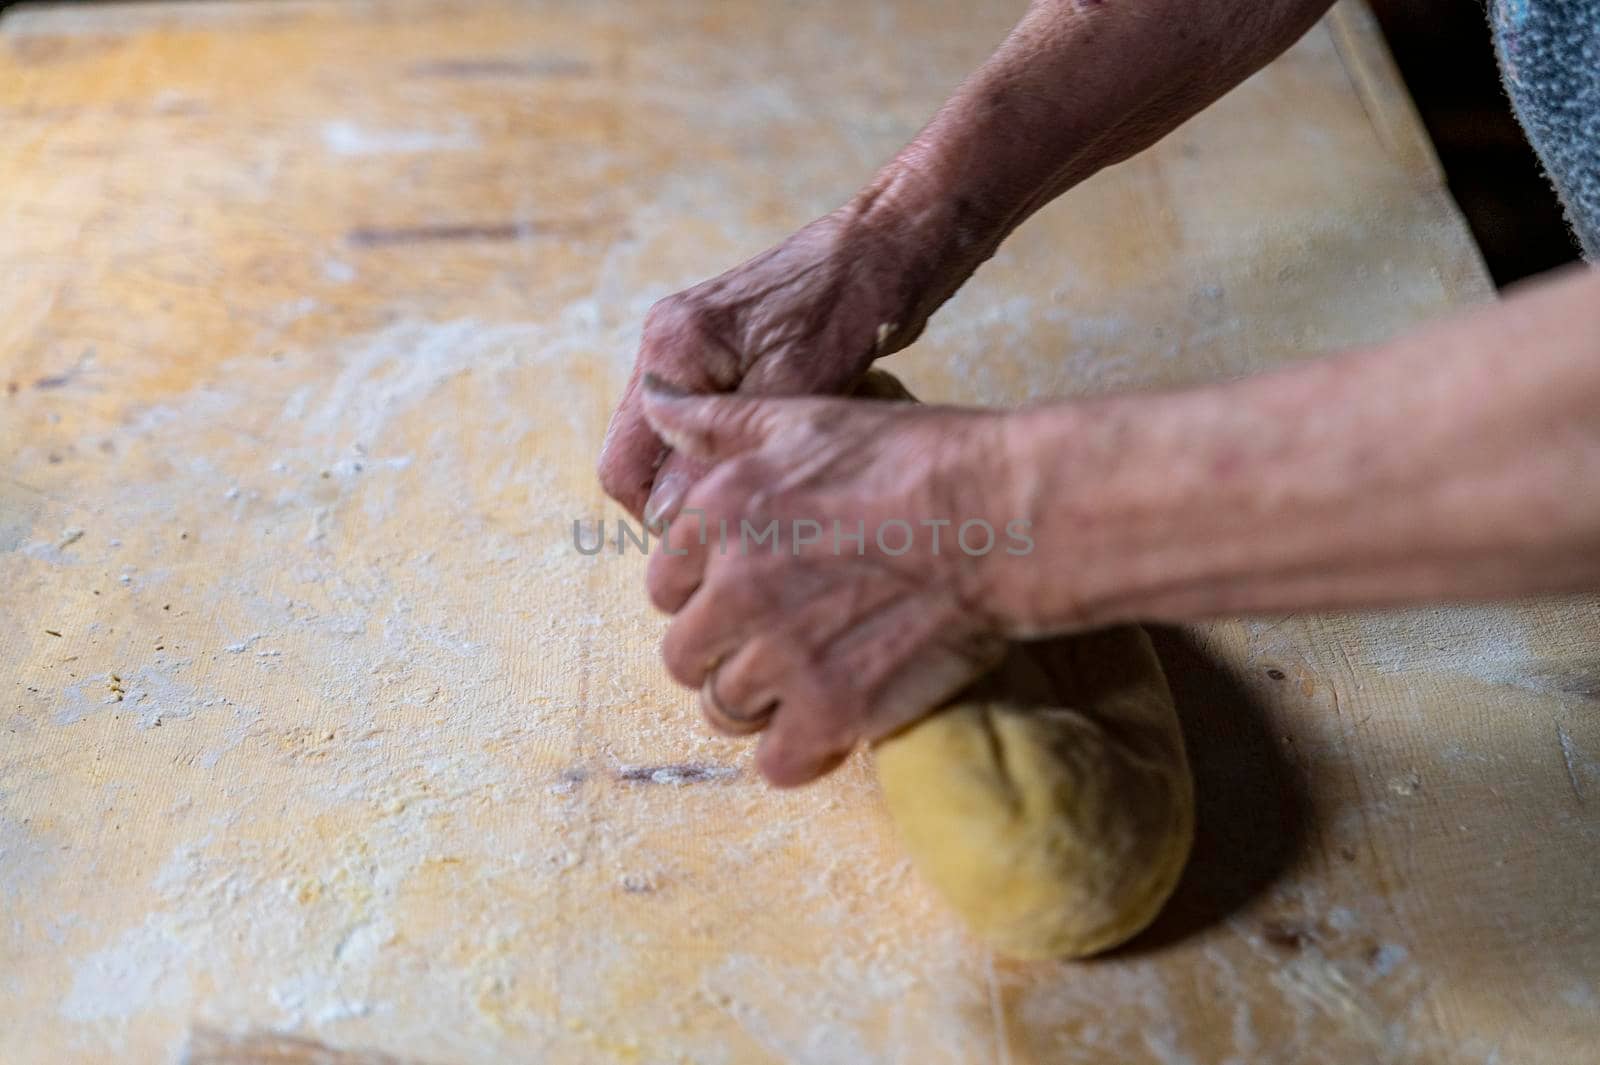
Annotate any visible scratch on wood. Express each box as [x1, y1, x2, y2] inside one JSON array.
[[1522, 664, 1600, 700], [184, 1027, 435, 1065], [617, 763, 737, 785], [30, 348, 94, 390], [6, 33, 122, 67], [345, 219, 609, 247], [406, 57, 593, 79]]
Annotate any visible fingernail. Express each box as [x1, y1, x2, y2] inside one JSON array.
[[644, 473, 685, 531], [642, 373, 690, 398]]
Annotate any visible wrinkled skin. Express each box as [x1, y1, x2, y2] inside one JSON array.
[[597, 0, 1341, 529], [597, 206, 922, 527], [595, 0, 1375, 787], [641, 380, 1026, 787]]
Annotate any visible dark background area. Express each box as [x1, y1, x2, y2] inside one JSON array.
[[0, 0, 1582, 285], [1367, 0, 1580, 285]]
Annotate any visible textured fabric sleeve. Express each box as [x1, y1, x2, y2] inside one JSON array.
[[1491, 0, 1600, 261]]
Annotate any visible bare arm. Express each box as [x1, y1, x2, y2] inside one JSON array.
[[855, 0, 1338, 345], [1003, 266, 1600, 630], [601, 0, 1336, 521], [639, 267, 1600, 785]]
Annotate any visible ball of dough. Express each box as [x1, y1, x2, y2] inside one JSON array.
[[874, 627, 1194, 960], [843, 370, 1193, 958]]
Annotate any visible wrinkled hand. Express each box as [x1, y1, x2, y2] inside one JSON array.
[[641, 374, 1031, 787], [598, 207, 921, 526]]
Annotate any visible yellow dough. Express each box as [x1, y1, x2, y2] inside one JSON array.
[[850, 371, 1194, 960], [874, 629, 1194, 960]]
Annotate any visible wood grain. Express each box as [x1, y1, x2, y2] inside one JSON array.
[[2, 1, 1595, 1062], [185, 1028, 434, 1065]]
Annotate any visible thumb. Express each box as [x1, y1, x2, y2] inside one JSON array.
[[640, 374, 785, 465]]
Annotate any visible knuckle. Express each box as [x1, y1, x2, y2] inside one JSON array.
[[642, 292, 739, 386], [642, 292, 691, 334], [642, 294, 709, 350]]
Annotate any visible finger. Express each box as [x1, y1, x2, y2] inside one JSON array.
[[662, 582, 748, 687], [735, 630, 859, 788], [654, 348, 887, 528], [658, 567, 766, 683], [597, 374, 668, 521], [645, 460, 755, 615], [820, 593, 1006, 745], [642, 450, 710, 531], [600, 297, 727, 520], [700, 638, 785, 736], [755, 689, 855, 789], [640, 376, 788, 465], [657, 555, 852, 680], [851, 629, 1006, 744], [646, 506, 715, 616], [636, 343, 891, 526], [754, 593, 1004, 788]]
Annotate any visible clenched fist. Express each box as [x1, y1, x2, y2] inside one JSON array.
[[598, 204, 927, 527], [639, 373, 1035, 787]]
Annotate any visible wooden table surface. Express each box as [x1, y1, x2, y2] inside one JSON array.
[[3, 2, 1596, 1062]]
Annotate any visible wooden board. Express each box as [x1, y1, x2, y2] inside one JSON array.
[[2, 1, 1596, 1062]]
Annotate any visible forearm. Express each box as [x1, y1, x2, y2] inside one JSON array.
[[855, 0, 1335, 340], [1006, 266, 1600, 629]]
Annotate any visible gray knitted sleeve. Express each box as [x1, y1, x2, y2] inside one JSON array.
[[1491, 0, 1600, 261]]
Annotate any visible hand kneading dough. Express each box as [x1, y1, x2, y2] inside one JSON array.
[[847, 370, 1193, 960], [874, 629, 1194, 960]]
